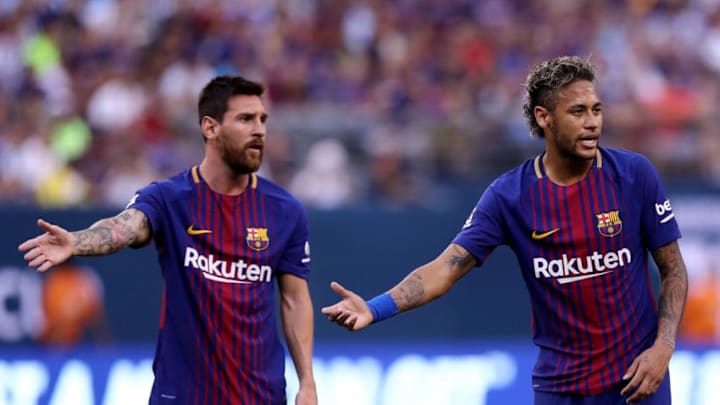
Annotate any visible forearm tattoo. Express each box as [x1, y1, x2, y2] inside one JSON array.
[[653, 241, 688, 349], [73, 210, 149, 255], [393, 273, 425, 311], [391, 245, 475, 311]]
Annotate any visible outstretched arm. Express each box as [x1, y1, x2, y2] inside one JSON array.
[[278, 273, 317, 405], [621, 240, 688, 404], [18, 208, 151, 272], [321, 243, 477, 331]]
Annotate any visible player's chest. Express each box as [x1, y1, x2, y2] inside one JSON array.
[[177, 213, 284, 286], [519, 180, 630, 248], [181, 208, 286, 263]]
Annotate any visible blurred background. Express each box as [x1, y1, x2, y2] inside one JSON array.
[[1, 0, 719, 404]]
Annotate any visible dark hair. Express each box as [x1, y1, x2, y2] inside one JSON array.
[[197, 76, 265, 125], [522, 56, 597, 138]]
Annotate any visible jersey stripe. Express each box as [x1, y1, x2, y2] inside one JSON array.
[[228, 196, 240, 401], [601, 169, 627, 385], [258, 185, 273, 401], [201, 180, 212, 405], [546, 181, 567, 392], [534, 176, 563, 390], [583, 170, 608, 389], [574, 179, 598, 394], [528, 188, 540, 336], [250, 187, 265, 404], [587, 170, 605, 389], [559, 185, 583, 393], [241, 187, 253, 404], [599, 167, 633, 383], [212, 194, 223, 404], [595, 169, 620, 385], [590, 169, 618, 388]]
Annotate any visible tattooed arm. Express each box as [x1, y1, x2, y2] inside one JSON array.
[[621, 240, 688, 404], [386, 243, 477, 311], [18, 209, 151, 272], [651, 240, 689, 350], [321, 243, 477, 330], [74, 209, 151, 254]]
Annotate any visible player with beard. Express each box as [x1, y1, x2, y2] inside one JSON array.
[[19, 76, 318, 405], [321, 56, 688, 405]]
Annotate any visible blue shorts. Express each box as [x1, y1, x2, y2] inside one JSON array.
[[534, 373, 671, 405]]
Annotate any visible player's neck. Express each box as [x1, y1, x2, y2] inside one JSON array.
[[542, 151, 594, 186], [198, 159, 250, 195]]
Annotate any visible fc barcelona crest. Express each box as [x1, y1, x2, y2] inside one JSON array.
[[596, 210, 622, 237], [246, 227, 270, 251]]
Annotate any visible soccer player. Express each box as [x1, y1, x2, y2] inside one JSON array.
[[321, 56, 688, 405], [19, 76, 317, 405]]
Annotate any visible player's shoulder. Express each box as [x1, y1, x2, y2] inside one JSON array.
[[157, 169, 194, 190], [600, 146, 650, 165], [486, 156, 537, 197], [599, 147, 656, 177], [254, 175, 304, 210], [136, 168, 194, 198]]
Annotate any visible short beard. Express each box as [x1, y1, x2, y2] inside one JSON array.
[[548, 121, 593, 162], [221, 143, 262, 175]]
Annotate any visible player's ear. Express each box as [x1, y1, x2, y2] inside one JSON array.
[[200, 116, 220, 140], [534, 106, 551, 130]]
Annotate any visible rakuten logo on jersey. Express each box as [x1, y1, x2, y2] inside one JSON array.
[[184, 247, 272, 284], [533, 248, 631, 284]]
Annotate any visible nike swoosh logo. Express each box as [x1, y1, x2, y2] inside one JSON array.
[[531, 228, 560, 240], [557, 271, 612, 284], [187, 225, 212, 236]]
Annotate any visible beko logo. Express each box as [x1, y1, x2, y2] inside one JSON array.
[[655, 199, 675, 224]]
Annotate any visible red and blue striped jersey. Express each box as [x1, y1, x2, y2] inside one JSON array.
[[128, 166, 311, 405], [453, 147, 681, 395]]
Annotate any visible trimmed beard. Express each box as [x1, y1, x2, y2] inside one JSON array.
[[548, 121, 594, 162], [220, 141, 262, 175]]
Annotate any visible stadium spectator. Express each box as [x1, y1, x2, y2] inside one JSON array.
[[0, 0, 718, 207]]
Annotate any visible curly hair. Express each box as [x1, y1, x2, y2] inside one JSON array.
[[522, 56, 597, 138]]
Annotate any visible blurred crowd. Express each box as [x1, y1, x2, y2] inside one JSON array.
[[1, 0, 720, 210]]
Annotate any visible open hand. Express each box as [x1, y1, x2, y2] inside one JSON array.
[[18, 219, 74, 272], [320, 282, 373, 331]]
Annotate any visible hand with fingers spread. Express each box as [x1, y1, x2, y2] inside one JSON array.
[[620, 343, 673, 404], [321, 282, 374, 331], [18, 219, 74, 272]]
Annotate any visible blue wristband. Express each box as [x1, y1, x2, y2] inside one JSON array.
[[366, 293, 399, 323]]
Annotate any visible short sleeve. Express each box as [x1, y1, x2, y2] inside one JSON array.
[[452, 183, 507, 265], [636, 155, 681, 250], [277, 205, 311, 280], [125, 182, 163, 238]]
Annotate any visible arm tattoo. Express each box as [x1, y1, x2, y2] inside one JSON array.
[[73, 210, 149, 256], [445, 245, 476, 270], [391, 245, 476, 311], [393, 273, 425, 311], [652, 241, 688, 350]]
